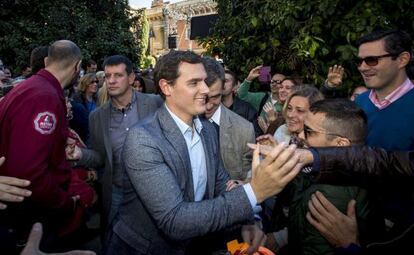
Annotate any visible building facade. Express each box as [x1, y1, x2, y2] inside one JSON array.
[[145, 0, 217, 56]]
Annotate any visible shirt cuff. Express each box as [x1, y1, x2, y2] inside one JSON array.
[[309, 148, 321, 172], [243, 183, 258, 209]]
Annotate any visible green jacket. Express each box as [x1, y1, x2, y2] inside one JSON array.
[[287, 173, 385, 255]]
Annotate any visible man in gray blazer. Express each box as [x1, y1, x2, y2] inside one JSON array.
[[67, 55, 162, 227], [105, 51, 302, 255], [203, 58, 255, 182]]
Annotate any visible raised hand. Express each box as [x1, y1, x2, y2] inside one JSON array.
[[246, 65, 263, 82], [263, 102, 277, 123], [258, 116, 269, 134], [326, 65, 344, 87]]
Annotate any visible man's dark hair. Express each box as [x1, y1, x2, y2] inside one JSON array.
[[87, 59, 97, 67], [154, 50, 203, 100], [202, 57, 225, 88], [224, 69, 237, 87], [309, 99, 367, 145], [357, 29, 412, 56], [102, 55, 133, 74], [30, 46, 49, 74], [48, 40, 82, 69]]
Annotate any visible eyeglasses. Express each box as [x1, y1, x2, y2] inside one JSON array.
[[303, 124, 345, 140], [90, 80, 99, 84], [356, 53, 397, 67], [270, 79, 283, 85]]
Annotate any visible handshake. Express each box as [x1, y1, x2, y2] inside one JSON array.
[[243, 135, 314, 204]]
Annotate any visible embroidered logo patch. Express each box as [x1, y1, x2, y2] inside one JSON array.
[[34, 112, 57, 134]]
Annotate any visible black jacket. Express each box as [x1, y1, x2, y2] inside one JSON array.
[[314, 146, 414, 255]]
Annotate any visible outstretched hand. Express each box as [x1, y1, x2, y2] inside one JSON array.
[[250, 143, 303, 203]]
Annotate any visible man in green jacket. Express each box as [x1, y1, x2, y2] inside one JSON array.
[[267, 99, 384, 255]]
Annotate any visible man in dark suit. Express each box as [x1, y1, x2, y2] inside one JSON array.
[[105, 50, 302, 255], [66, 55, 162, 228], [222, 69, 262, 137]]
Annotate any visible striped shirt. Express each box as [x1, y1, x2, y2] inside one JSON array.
[[369, 78, 414, 109]]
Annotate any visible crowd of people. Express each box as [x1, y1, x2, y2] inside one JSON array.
[[0, 28, 413, 255]]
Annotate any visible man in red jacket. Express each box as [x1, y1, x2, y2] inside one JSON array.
[[0, 40, 95, 253]]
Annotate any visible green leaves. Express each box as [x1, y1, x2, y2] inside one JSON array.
[[0, 0, 142, 73], [199, 0, 414, 91]]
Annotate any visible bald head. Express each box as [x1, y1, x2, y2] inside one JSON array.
[[47, 40, 81, 69]]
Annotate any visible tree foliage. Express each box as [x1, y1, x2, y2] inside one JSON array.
[[201, 0, 414, 92], [0, 0, 144, 73]]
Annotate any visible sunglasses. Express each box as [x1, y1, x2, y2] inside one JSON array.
[[303, 124, 344, 140], [90, 80, 99, 84], [270, 79, 283, 85], [356, 53, 397, 67]]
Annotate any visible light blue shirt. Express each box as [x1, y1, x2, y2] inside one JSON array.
[[166, 105, 258, 209], [166, 105, 207, 201]]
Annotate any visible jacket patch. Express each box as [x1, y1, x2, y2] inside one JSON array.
[[34, 112, 57, 135]]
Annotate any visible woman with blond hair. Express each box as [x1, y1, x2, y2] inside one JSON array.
[[70, 73, 98, 146]]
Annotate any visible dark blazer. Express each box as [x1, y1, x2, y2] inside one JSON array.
[[231, 97, 262, 137], [105, 105, 254, 255], [77, 91, 162, 225]]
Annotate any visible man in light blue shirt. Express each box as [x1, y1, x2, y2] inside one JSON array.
[[105, 50, 302, 255]]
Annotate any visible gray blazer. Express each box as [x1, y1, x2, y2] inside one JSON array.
[[78, 91, 162, 224], [219, 105, 255, 181], [106, 105, 254, 255]]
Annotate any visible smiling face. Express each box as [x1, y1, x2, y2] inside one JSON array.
[[161, 62, 209, 125], [205, 79, 223, 119], [270, 74, 285, 95], [285, 96, 310, 134], [358, 39, 401, 92], [278, 79, 295, 103], [304, 112, 337, 147]]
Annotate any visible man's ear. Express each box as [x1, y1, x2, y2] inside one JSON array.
[[75, 60, 82, 72], [44, 57, 49, 67], [128, 72, 136, 85], [398, 51, 411, 69], [336, 137, 351, 147], [159, 79, 172, 97]]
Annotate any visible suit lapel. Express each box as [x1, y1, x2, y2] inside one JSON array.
[[200, 123, 216, 199], [158, 106, 195, 201], [135, 91, 147, 120], [100, 103, 113, 167], [219, 106, 233, 158]]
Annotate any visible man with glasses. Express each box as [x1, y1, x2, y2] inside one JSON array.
[[265, 99, 383, 255], [355, 29, 414, 150], [238, 66, 286, 114], [286, 29, 414, 254]]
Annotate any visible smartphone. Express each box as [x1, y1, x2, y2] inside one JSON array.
[[258, 66, 271, 84]]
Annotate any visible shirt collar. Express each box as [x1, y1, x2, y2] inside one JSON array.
[[165, 104, 203, 135], [369, 78, 414, 109], [209, 104, 222, 126], [38, 69, 65, 101], [110, 89, 137, 112]]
